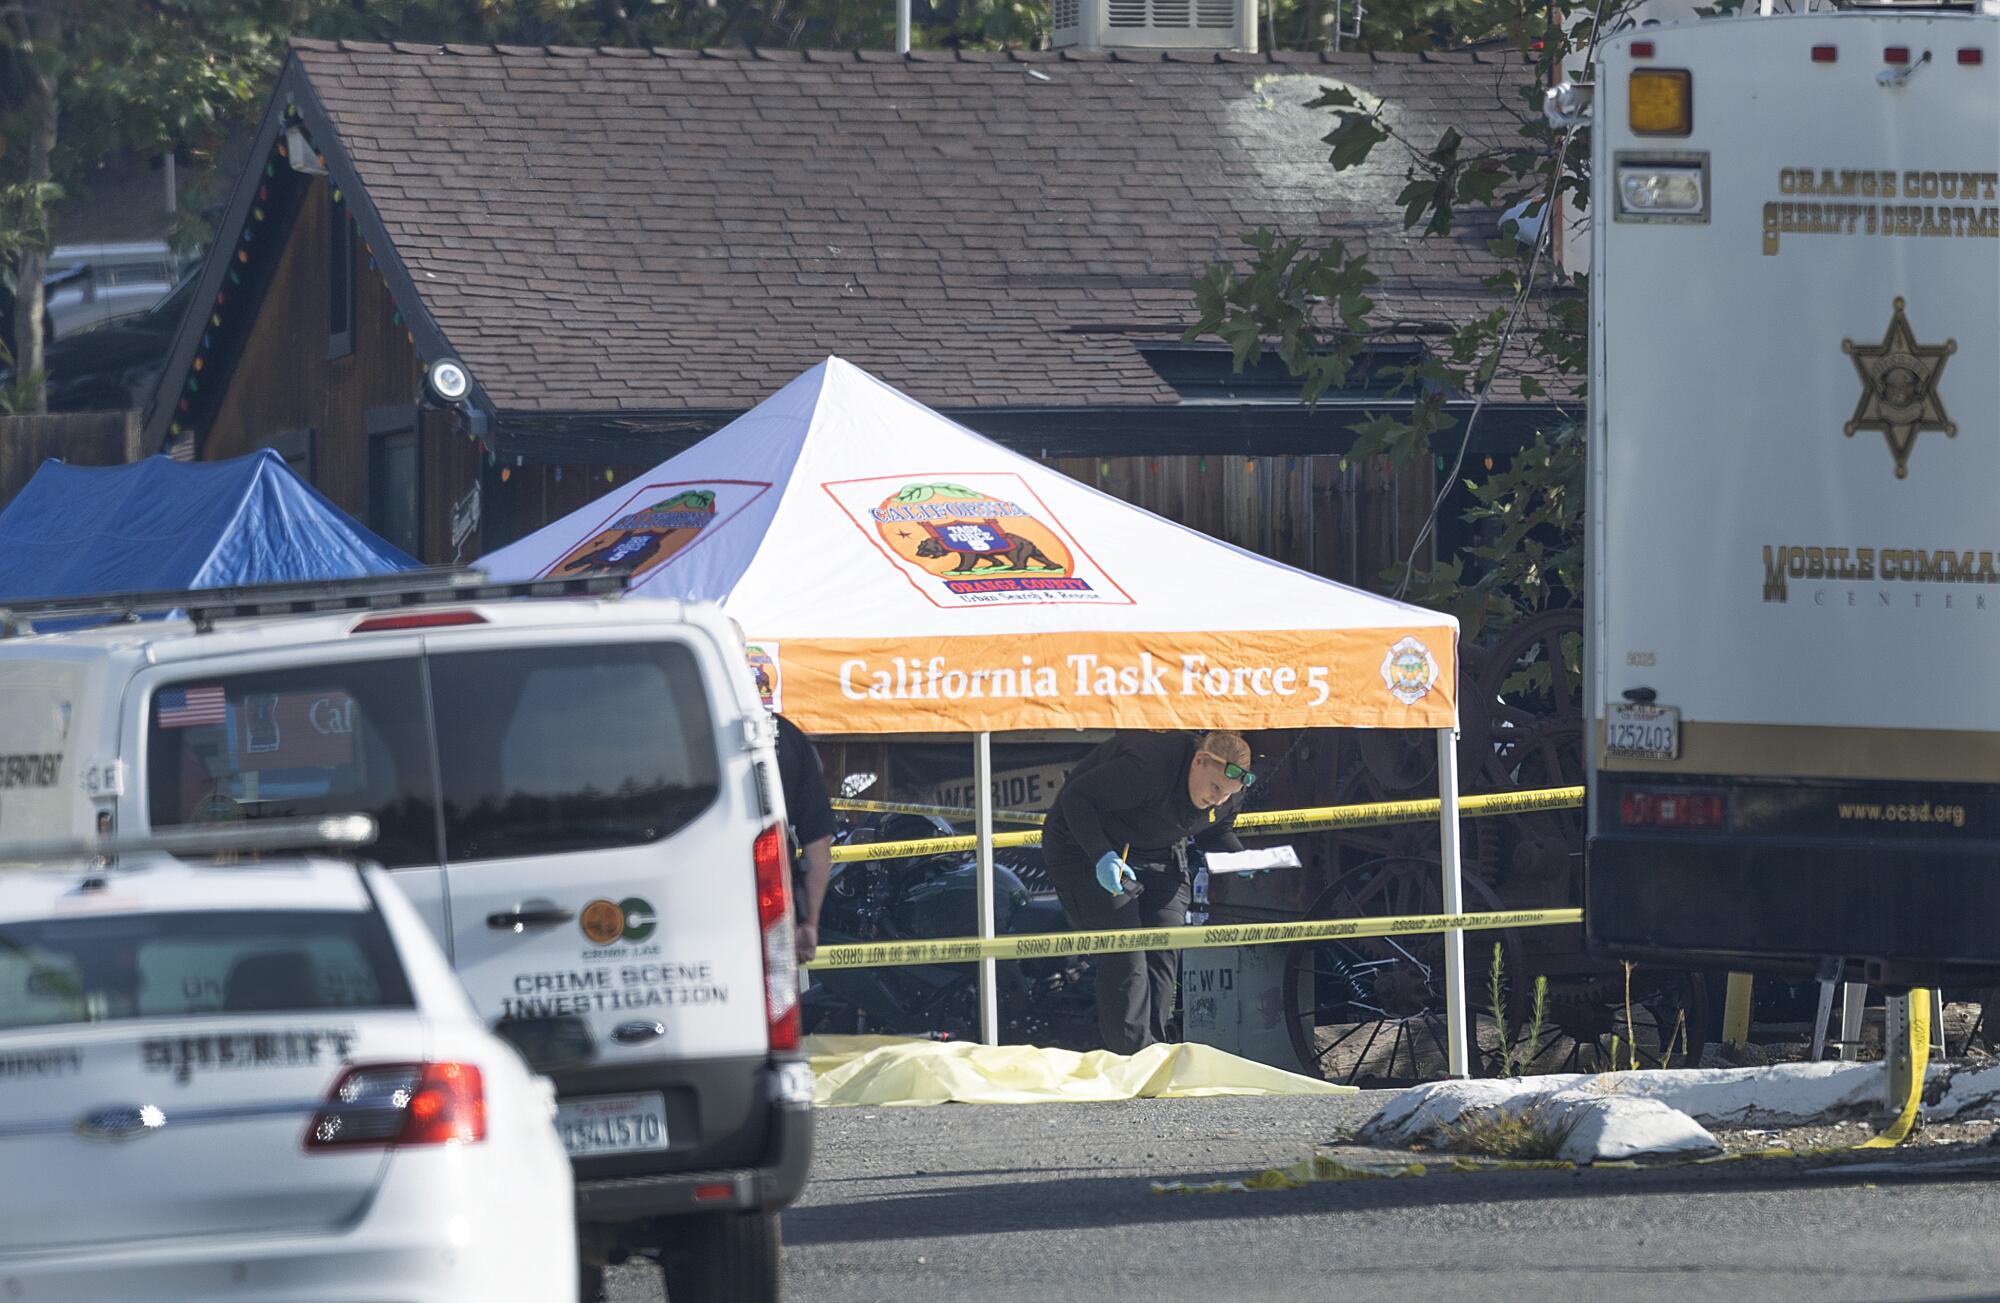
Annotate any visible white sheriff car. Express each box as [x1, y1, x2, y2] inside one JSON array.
[[0, 819, 577, 1302]]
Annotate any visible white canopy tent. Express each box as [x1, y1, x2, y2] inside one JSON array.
[[482, 358, 1473, 1067]]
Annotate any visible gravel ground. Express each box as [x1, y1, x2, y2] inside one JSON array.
[[606, 1088, 2000, 1303]]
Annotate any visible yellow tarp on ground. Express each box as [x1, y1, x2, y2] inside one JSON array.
[[804, 1035, 1357, 1107]]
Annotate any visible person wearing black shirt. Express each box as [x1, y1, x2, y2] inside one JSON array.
[[1043, 730, 1254, 1054], [772, 714, 836, 963]]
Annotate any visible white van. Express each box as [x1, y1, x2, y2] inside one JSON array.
[[0, 571, 812, 1301]]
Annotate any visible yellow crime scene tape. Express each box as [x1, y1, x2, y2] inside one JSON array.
[[1858, 987, 1931, 1149], [827, 785, 1586, 863], [830, 798, 1048, 825], [805, 907, 1581, 970]]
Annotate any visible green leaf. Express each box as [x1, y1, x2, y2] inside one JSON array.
[[1323, 115, 1390, 171]]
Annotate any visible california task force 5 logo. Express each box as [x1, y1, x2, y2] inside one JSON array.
[[824, 473, 1131, 608], [1380, 636, 1439, 706]]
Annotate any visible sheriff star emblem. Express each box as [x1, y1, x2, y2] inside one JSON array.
[[1842, 297, 1956, 479]]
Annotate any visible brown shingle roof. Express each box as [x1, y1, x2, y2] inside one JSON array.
[[291, 40, 1540, 412]]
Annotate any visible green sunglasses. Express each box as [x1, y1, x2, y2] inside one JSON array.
[[1200, 752, 1256, 787]]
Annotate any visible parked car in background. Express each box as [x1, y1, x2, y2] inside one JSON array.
[[45, 241, 192, 341], [0, 266, 197, 412], [0, 820, 579, 1302]]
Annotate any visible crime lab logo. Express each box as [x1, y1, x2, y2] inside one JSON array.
[[1843, 297, 1956, 479], [825, 473, 1130, 608], [745, 642, 782, 713], [581, 897, 658, 946], [540, 480, 771, 587], [1380, 636, 1439, 706]]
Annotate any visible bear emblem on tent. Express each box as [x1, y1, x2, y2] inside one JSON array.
[[556, 488, 718, 581], [869, 481, 1089, 603]]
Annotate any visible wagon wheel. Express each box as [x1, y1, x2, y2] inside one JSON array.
[[1459, 608, 1586, 793], [1356, 728, 1437, 794], [1457, 610, 1591, 927], [1281, 856, 1526, 1088], [1483, 716, 1586, 912], [1319, 732, 1444, 874], [1516, 967, 1711, 1073]]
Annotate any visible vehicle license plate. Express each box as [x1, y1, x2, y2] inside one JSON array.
[[557, 1093, 670, 1157], [1606, 703, 1680, 760]]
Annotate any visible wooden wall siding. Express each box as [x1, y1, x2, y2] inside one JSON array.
[[484, 461, 656, 558], [465, 450, 1433, 589], [424, 408, 477, 564], [203, 177, 468, 562], [1047, 452, 1433, 591], [0, 410, 142, 510]]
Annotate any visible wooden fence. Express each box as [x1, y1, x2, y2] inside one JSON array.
[[0, 410, 143, 507], [1046, 451, 1431, 591]]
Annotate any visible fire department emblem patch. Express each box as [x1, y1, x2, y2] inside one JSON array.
[[1380, 636, 1440, 706]]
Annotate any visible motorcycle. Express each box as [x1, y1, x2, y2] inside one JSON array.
[[801, 812, 1102, 1047]]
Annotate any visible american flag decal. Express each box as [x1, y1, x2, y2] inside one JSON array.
[[156, 686, 227, 728]]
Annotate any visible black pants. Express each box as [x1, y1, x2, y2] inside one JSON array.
[[1047, 853, 1189, 1055]]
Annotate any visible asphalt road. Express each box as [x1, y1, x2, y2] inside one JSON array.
[[608, 1093, 2000, 1303]]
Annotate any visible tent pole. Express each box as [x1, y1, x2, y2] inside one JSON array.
[[975, 730, 999, 1046], [1437, 726, 1470, 1078]]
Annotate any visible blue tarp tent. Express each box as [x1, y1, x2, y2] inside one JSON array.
[[0, 450, 416, 604]]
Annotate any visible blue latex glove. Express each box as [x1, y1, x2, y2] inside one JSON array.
[[1095, 851, 1138, 897]]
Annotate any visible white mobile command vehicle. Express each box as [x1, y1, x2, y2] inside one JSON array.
[[0, 571, 812, 1302], [1567, 0, 2000, 988], [0, 817, 578, 1303]]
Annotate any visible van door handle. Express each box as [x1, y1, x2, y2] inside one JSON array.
[[487, 905, 576, 932], [612, 1021, 667, 1044]]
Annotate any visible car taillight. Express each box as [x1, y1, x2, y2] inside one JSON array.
[[754, 822, 799, 1052], [1621, 788, 1727, 830], [305, 1062, 487, 1150]]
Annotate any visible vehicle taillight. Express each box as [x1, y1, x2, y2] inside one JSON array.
[[1621, 788, 1727, 830], [351, 610, 488, 633], [305, 1062, 487, 1150], [754, 822, 800, 1052]]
